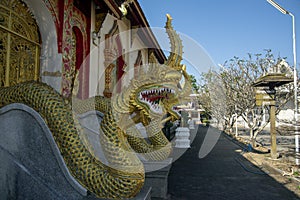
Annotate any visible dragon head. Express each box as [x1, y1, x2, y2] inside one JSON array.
[[130, 64, 190, 124], [111, 14, 191, 127]]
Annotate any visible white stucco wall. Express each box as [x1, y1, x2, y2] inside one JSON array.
[[278, 109, 294, 122], [89, 13, 117, 97], [89, 2, 101, 97], [129, 35, 149, 78], [89, 12, 151, 97], [23, 0, 62, 93]]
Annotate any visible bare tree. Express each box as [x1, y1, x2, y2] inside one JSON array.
[[199, 50, 294, 147], [198, 69, 231, 130]]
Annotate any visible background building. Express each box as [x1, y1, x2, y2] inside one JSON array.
[[0, 0, 165, 99]]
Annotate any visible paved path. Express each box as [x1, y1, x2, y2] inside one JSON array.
[[167, 125, 299, 200]]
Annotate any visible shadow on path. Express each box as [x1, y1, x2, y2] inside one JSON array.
[[168, 125, 299, 200]]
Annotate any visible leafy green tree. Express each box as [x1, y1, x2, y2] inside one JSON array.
[[189, 74, 200, 93]]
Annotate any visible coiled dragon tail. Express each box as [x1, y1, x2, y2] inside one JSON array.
[[0, 81, 144, 199]]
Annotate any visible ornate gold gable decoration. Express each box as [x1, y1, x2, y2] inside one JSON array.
[[0, 0, 41, 87]]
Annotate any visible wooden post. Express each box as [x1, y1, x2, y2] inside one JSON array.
[[270, 101, 277, 159], [253, 73, 293, 160]]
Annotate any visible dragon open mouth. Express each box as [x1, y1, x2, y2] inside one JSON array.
[[139, 88, 175, 114]]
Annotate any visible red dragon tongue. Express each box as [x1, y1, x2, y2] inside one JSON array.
[[148, 96, 163, 102], [141, 88, 172, 103]]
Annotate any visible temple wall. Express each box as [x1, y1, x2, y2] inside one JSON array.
[[89, 12, 150, 97], [14, 0, 154, 98], [89, 13, 117, 97], [23, 0, 62, 93]]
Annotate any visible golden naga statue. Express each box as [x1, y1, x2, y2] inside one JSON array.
[[0, 15, 191, 198]]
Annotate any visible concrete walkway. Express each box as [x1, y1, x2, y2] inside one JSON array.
[[167, 125, 299, 200]]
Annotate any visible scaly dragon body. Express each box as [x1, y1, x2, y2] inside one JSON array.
[[73, 14, 190, 162], [0, 82, 144, 198], [0, 15, 191, 198]]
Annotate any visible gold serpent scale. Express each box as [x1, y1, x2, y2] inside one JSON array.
[[73, 96, 172, 161], [0, 15, 191, 198], [72, 14, 189, 162], [0, 82, 144, 199]]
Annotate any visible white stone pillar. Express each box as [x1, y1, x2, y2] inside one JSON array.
[[174, 127, 191, 148], [188, 119, 195, 130]]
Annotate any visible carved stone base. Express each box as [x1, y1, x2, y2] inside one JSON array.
[[188, 120, 195, 129], [143, 158, 173, 200], [174, 127, 191, 148], [0, 104, 86, 199], [0, 104, 151, 200]]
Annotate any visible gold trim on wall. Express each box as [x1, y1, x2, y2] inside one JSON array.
[[0, 0, 41, 87]]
